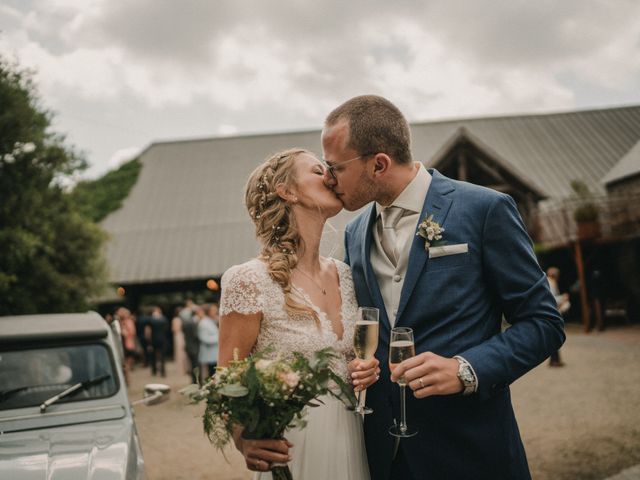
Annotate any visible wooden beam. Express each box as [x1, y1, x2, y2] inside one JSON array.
[[474, 158, 506, 182], [573, 240, 590, 332], [457, 152, 467, 181]]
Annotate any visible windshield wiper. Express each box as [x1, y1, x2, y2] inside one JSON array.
[[39, 374, 111, 413], [0, 386, 33, 403]]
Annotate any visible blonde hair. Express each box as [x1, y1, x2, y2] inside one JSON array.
[[244, 148, 319, 325]]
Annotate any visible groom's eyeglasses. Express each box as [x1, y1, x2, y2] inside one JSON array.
[[322, 153, 375, 181]]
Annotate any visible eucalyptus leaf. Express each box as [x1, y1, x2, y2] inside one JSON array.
[[219, 383, 249, 397]]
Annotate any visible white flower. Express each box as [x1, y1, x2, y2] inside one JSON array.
[[255, 359, 273, 371], [416, 214, 445, 249], [278, 371, 300, 389]]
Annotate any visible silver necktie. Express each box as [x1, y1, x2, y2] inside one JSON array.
[[379, 206, 404, 266]]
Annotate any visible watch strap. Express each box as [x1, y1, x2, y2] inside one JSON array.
[[454, 355, 478, 396]]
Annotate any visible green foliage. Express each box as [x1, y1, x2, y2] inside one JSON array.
[[570, 180, 599, 223], [0, 55, 108, 315], [70, 158, 142, 223], [533, 242, 551, 256]]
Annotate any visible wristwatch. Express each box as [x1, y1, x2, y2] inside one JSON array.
[[454, 356, 477, 396]]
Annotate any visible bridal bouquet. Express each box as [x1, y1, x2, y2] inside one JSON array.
[[181, 347, 355, 480]]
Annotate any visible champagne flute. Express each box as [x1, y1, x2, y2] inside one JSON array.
[[350, 307, 379, 415], [388, 327, 418, 437]]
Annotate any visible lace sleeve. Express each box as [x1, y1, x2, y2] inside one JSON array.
[[219, 262, 265, 316]]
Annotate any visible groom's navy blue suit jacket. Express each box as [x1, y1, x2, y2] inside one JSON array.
[[345, 170, 565, 480]]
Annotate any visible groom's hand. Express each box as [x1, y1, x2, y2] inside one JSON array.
[[390, 352, 463, 398]]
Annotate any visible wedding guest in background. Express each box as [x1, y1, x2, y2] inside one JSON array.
[[148, 306, 169, 377], [208, 303, 220, 327], [137, 307, 152, 368], [172, 306, 188, 375], [182, 303, 200, 384], [546, 267, 569, 367], [179, 298, 195, 322], [196, 304, 219, 380], [115, 307, 138, 385], [116, 307, 138, 385], [589, 268, 605, 331]]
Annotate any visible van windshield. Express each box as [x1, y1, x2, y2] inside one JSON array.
[[0, 344, 118, 410]]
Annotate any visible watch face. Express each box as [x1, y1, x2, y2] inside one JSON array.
[[460, 366, 474, 384]]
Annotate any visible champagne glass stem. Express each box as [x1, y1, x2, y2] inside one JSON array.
[[355, 390, 363, 413], [399, 385, 408, 433]]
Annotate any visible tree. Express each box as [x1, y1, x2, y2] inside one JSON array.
[[0, 56, 108, 315], [70, 157, 142, 223]]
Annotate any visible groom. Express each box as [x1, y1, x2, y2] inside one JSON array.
[[322, 95, 565, 480]]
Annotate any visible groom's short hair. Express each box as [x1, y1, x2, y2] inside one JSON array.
[[325, 95, 412, 165]]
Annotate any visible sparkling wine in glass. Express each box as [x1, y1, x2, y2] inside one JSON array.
[[351, 307, 379, 415], [388, 327, 418, 437]]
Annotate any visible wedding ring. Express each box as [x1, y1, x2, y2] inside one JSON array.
[[418, 377, 425, 388]]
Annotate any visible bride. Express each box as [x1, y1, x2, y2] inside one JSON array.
[[218, 148, 379, 479]]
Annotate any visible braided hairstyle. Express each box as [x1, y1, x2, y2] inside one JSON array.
[[244, 148, 319, 325]]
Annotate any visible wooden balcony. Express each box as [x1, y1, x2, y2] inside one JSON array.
[[532, 193, 640, 248]]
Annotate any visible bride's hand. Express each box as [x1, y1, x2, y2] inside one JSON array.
[[233, 426, 292, 472], [238, 437, 293, 472], [348, 358, 380, 392]]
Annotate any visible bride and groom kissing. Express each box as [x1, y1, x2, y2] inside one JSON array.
[[216, 95, 565, 480]]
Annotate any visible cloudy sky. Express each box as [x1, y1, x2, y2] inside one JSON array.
[[2, 0, 640, 179]]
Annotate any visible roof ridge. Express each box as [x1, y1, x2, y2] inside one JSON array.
[[412, 104, 640, 127], [142, 104, 640, 150]]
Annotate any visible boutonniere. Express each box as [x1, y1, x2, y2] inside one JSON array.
[[416, 214, 445, 250]]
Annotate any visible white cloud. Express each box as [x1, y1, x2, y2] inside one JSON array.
[[217, 124, 239, 136], [1, 0, 639, 178]]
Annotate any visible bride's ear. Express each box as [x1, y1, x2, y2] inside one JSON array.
[[275, 183, 298, 203]]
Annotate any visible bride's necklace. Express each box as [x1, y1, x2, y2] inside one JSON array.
[[295, 267, 327, 295]]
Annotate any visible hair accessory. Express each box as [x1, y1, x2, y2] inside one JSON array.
[[254, 172, 270, 219]]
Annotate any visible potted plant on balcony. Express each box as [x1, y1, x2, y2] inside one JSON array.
[[570, 180, 600, 239]]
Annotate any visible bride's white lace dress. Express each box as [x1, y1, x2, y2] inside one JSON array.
[[220, 258, 371, 480]]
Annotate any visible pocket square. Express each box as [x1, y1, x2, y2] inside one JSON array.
[[429, 243, 468, 258]]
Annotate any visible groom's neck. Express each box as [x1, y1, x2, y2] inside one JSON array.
[[376, 161, 420, 207]]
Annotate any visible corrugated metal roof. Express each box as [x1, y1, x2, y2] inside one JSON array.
[[102, 105, 640, 285], [601, 140, 640, 186], [413, 106, 640, 197]]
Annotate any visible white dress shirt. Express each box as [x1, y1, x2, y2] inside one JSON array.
[[371, 164, 431, 326]]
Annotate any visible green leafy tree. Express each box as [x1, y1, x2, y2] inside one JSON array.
[[0, 56, 107, 315], [70, 157, 142, 223]]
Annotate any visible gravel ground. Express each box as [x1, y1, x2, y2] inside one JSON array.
[[128, 323, 640, 480]]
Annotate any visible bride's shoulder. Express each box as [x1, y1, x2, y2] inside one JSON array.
[[329, 257, 352, 273], [328, 257, 354, 281], [222, 258, 268, 285]]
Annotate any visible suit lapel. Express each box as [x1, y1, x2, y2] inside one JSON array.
[[360, 203, 390, 329], [396, 169, 455, 323]]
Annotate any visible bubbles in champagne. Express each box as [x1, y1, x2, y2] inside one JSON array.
[[389, 340, 415, 386], [354, 320, 379, 359]]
